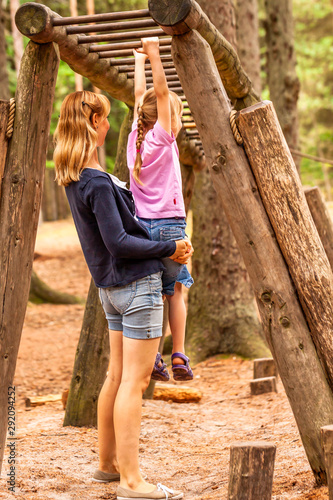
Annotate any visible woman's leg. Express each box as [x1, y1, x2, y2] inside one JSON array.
[[166, 282, 186, 365], [114, 336, 161, 493], [97, 329, 123, 473]]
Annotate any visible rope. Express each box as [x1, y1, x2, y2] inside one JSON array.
[[229, 110, 243, 145], [6, 98, 16, 140]]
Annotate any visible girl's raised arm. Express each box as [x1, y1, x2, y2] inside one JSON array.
[[133, 49, 148, 120], [137, 37, 171, 135]]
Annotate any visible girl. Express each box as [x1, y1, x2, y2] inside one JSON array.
[[127, 37, 194, 382], [54, 90, 190, 499]]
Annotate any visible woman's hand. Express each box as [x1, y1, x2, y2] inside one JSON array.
[[169, 239, 194, 264], [133, 48, 148, 62]]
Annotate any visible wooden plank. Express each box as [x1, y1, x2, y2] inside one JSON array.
[[237, 101, 333, 391], [305, 186, 333, 270], [228, 442, 276, 499], [171, 28, 333, 483], [0, 40, 59, 476], [0, 99, 9, 201]]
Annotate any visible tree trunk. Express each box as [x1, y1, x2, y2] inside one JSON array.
[[264, 0, 300, 165], [0, 100, 9, 199], [42, 167, 58, 221], [235, 0, 261, 96], [0, 40, 59, 475], [69, 0, 83, 92], [63, 279, 109, 427], [186, 0, 268, 362], [0, 4, 10, 100], [170, 27, 333, 483]]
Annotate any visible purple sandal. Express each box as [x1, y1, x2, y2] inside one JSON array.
[[151, 352, 170, 381], [171, 352, 193, 381]]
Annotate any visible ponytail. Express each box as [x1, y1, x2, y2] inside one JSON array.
[[133, 106, 144, 185]]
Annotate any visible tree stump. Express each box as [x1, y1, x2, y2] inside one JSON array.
[[228, 442, 276, 500], [321, 425, 333, 498], [305, 186, 333, 270], [253, 358, 277, 379], [250, 377, 277, 396]]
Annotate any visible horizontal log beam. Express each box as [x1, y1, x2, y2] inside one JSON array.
[[53, 9, 150, 26], [148, 0, 259, 109], [90, 37, 172, 52], [66, 18, 157, 35], [127, 68, 177, 78], [110, 55, 173, 66], [77, 28, 166, 44]]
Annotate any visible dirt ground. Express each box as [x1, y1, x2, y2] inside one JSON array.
[[0, 219, 329, 499]]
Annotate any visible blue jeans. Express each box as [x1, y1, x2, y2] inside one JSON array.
[[98, 272, 163, 339], [138, 217, 194, 295]]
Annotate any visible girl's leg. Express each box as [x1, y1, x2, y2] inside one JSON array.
[[97, 329, 123, 473], [166, 282, 187, 365], [114, 336, 161, 493]]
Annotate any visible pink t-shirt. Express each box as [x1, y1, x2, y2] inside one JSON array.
[[127, 120, 186, 219]]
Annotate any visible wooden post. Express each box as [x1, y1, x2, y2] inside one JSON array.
[[0, 99, 9, 199], [63, 280, 109, 427], [236, 102, 333, 391], [321, 425, 333, 498], [170, 28, 333, 483], [0, 40, 59, 475], [253, 358, 277, 379], [305, 186, 333, 270], [42, 167, 58, 221], [228, 442, 276, 499]]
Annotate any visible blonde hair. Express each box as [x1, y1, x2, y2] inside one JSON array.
[[133, 88, 183, 185], [53, 90, 110, 186]]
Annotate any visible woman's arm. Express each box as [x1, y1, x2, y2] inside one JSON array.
[[133, 50, 148, 120], [137, 37, 171, 136], [85, 178, 192, 262]]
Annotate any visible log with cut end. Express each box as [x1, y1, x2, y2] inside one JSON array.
[[236, 101, 333, 392], [153, 383, 202, 403], [250, 377, 277, 396], [228, 441, 276, 500], [253, 358, 277, 379], [25, 394, 62, 407]]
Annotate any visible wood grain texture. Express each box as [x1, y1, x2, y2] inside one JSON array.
[[172, 29, 333, 483], [237, 101, 333, 392], [253, 358, 277, 379], [228, 442, 276, 499], [305, 186, 333, 270], [0, 40, 59, 474], [0, 99, 9, 201], [321, 425, 333, 498], [250, 377, 277, 395]]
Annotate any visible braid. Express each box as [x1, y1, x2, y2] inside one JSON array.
[[133, 106, 144, 185]]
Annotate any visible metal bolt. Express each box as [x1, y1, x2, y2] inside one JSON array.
[[280, 316, 291, 328]]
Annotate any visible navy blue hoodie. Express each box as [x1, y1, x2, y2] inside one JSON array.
[[65, 169, 176, 288]]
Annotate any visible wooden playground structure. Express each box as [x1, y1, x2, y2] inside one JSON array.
[[1, 0, 333, 496]]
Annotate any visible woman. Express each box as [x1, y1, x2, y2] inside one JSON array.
[[54, 90, 191, 499]]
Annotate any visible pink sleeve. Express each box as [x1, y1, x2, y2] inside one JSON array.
[[151, 121, 175, 145], [132, 119, 138, 131]]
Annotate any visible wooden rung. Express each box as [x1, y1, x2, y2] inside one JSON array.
[[146, 75, 179, 83], [127, 68, 178, 78], [78, 28, 166, 44], [253, 358, 278, 379], [228, 442, 276, 500], [321, 425, 333, 496], [53, 9, 150, 26], [110, 55, 173, 66], [101, 46, 171, 59], [250, 376, 277, 395], [66, 18, 157, 35], [90, 37, 172, 52]]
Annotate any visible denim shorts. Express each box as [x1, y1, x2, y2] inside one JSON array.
[[138, 217, 194, 296], [98, 272, 163, 339]]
